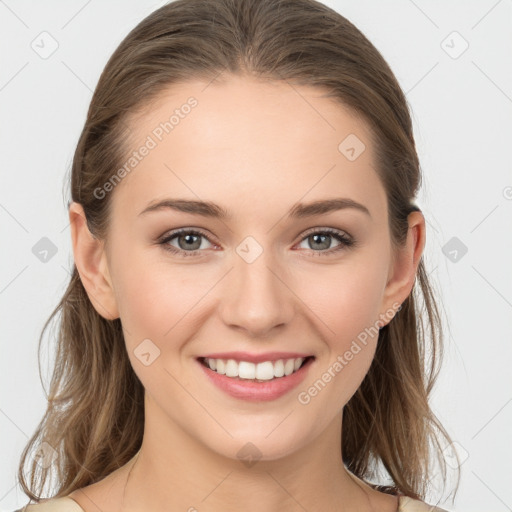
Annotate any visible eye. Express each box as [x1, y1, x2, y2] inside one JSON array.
[[158, 227, 355, 258], [158, 228, 216, 257], [295, 228, 355, 255]]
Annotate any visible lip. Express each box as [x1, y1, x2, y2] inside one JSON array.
[[198, 351, 313, 364], [196, 356, 315, 402]]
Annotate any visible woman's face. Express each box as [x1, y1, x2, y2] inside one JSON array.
[[78, 74, 417, 462]]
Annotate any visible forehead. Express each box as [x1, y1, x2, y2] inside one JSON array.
[[110, 75, 386, 223]]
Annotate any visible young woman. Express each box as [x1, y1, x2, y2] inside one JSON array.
[[16, 0, 461, 510]]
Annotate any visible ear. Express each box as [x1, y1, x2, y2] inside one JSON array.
[[68, 201, 119, 320], [378, 210, 426, 327]]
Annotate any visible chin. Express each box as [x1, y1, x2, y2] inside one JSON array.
[[197, 421, 312, 465]]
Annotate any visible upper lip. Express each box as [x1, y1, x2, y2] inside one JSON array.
[[198, 351, 314, 364]]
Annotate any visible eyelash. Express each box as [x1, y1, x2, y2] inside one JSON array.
[[157, 227, 356, 258]]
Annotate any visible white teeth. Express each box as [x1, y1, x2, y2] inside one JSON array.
[[273, 359, 285, 377], [255, 361, 274, 380], [203, 357, 307, 380], [216, 359, 226, 374], [225, 359, 239, 377], [239, 361, 256, 379], [284, 358, 295, 376]]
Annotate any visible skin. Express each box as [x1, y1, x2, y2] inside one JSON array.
[[67, 74, 425, 512]]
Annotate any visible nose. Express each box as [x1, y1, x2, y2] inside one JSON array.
[[218, 245, 295, 337]]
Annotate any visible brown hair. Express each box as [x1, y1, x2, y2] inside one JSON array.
[[18, 0, 460, 504]]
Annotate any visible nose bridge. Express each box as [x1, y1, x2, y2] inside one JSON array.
[[220, 235, 294, 335]]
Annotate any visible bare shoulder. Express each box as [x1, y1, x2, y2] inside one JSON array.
[[18, 497, 85, 512], [399, 496, 451, 512]]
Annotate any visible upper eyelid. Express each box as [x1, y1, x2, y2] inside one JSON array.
[[160, 228, 216, 244]]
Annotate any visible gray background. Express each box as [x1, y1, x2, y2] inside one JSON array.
[[1, 1, 511, 511]]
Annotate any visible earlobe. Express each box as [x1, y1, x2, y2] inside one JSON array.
[[68, 201, 120, 320], [378, 211, 426, 326]]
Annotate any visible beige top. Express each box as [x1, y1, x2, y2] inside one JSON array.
[[17, 495, 451, 511]]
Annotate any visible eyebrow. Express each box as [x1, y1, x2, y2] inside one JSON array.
[[138, 197, 371, 219]]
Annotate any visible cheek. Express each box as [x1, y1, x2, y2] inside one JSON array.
[[113, 261, 202, 390], [114, 267, 169, 334], [111, 249, 217, 366], [296, 257, 388, 344], [110, 241, 191, 329], [293, 255, 389, 403]]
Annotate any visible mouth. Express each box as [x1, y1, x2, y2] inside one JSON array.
[[197, 355, 315, 382], [195, 355, 315, 402]]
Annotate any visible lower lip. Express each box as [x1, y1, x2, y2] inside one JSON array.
[[197, 357, 314, 402]]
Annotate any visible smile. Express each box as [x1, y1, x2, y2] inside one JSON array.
[[199, 356, 313, 381], [196, 356, 315, 402]]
